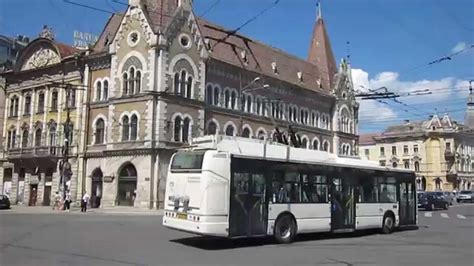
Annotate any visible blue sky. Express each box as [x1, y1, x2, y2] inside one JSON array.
[[1, 0, 473, 133]]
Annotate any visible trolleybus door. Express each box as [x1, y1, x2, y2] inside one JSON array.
[[331, 177, 356, 231], [229, 161, 267, 237]]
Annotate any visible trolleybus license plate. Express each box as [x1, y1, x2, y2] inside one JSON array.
[[177, 213, 187, 220]]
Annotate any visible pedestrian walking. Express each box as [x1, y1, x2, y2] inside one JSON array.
[[53, 191, 61, 210], [64, 191, 71, 212], [81, 191, 90, 212]]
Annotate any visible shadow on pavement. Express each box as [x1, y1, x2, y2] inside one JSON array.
[[170, 228, 418, 250]]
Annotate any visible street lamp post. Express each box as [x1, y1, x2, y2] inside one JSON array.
[[238, 74, 270, 136]]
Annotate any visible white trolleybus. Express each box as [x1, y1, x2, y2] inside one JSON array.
[[163, 136, 417, 243]]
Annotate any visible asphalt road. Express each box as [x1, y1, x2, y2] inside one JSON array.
[[0, 205, 473, 266]]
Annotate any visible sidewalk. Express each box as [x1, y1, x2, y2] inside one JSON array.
[[1, 205, 164, 216]]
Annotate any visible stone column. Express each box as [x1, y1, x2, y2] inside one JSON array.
[[24, 172, 31, 205], [37, 172, 44, 206], [10, 170, 18, 204]]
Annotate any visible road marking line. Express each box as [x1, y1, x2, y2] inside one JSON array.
[[456, 214, 466, 219], [424, 212, 432, 217], [440, 213, 449, 218]]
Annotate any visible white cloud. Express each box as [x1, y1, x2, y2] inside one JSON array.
[[351, 68, 468, 130], [451, 42, 466, 53]]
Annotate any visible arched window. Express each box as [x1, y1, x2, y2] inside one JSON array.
[[174, 116, 182, 142], [123, 73, 129, 95], [206, 85, 213, 105], [208, 121, 217, 135], [242, 127, 251, 138], [224, 90, 230, 108], [49, 127, 57, 154], [122, 116, 130, 141], [323, 141, 329, 152], [300, 110, 304, 124], [24, 95, 31, 115], [95, 118, 105, 144], [35, 128, 42, 147], [67, 124, 74, 144], [301, 138, 308, 149], [256, 98, 262, 115], [225, 124, 235, 136], [7, 129, 16, 149], [180, 71, 187, 95], [289, 107, 293, 122], [186, 76, 192, 98], [404, 160, 410, 169], [257, 130, 266, 140], [129, 67, 135, 94], [51, 90, 58, 111], [213, 87, 219, 106], [130, 115, 138, 141], [174, 73, 180, 94], [246, 95, 252, 113], [135, 71, 141, 93], [22, 130, 28, 148], [96, 81, 102, 101], [414, 161, 420, 172], [182, 117, 190, 142], [313, 139, 319, 150], [231, 91, 237, 109], [103, 80, 109, 100]]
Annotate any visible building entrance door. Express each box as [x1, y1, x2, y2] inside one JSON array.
[[43, 186, 51, 206], [28, 185, 38, 206]]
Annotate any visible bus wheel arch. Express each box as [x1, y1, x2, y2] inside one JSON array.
[[382, 211, 395, 234], [273, 212, 297, 244]]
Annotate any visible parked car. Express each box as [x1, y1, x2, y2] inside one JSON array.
[[457, 190, 473, 203], [417, 191, 425, 208], [441, 191, 455, 205], [418, 192, 450, 210], [0, 195, 11, 209]]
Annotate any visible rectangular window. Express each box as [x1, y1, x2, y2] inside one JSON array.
[[51, 91, 58, 111], [301, 173, 328, 203], [271, 171, 301, 203], [170, 151, 205, 172], [413, 144, 419, 153], [379, 160, 386, 166], [378, 176, 397, 203], [445, 142, 451, 152], [392, 146, 397, 155], [24, 96, 31, 115], [358, 175, 378, 203], [364, 149, 369, 156], [403, 145, 408, 155], [380, 147, 385, 156], [38, 93, 45, 113]]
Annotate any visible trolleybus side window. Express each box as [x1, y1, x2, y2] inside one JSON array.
[[357, 170, 379, 203], [170, 151, 205, 172], [378, 176, 397, 203], [302, 173, 328, 203], [271, 170, 300, 203]]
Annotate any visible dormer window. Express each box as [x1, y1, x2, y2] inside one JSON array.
[[241, 50, 248, 64], [271, 62, 278, 74], [297, 71, 303, 82]]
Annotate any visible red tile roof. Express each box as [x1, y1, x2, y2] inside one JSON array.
[[55, 42, 80, 58], [92, 4, 336, 95], [359, 133, 380, 145]]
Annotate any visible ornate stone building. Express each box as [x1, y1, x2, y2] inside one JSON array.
[[360, 95, 474, 191], [0, 29, 87, 206], [1, 1, 359, 208], [80, 0, 359, 209]]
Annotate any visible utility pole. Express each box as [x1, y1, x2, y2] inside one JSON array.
[[60, 84, 73, 203]]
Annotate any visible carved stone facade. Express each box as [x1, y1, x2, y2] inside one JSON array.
[[1, 1, 360, 209]]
